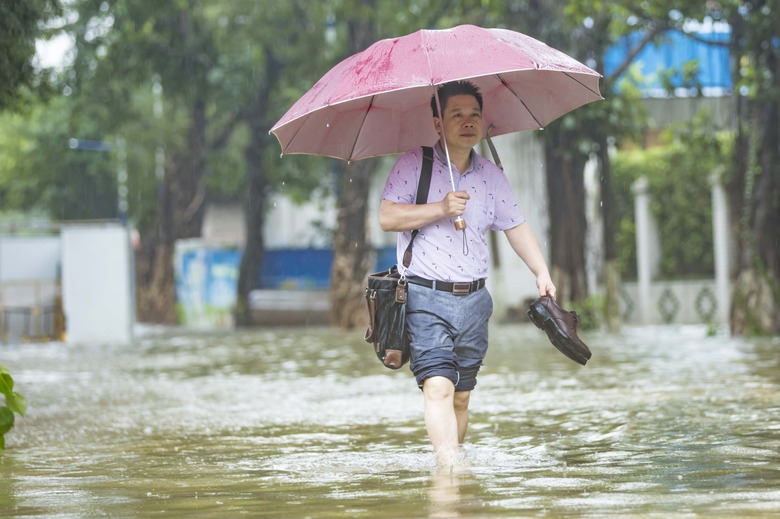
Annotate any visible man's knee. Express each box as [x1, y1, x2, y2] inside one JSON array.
[[453, 391, 470, 412], [423, 376, 455, 401]]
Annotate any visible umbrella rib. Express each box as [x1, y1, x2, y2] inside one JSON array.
[[563, 72, 603, 99], [280, 112, 311, 156], [347, 95, 376, 161], [496, 74, 544, 129]]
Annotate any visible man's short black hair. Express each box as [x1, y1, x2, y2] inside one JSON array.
[[430, 80, 483, 117]]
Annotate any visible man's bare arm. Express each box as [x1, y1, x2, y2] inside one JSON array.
[[379, 191, 470, 232], [504, 222, 556, 298]]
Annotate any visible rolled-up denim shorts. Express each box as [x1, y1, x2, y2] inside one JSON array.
[[406, 282, 493, 392]]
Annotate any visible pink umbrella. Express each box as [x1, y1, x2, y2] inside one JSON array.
[[270, 24, 602, 162]]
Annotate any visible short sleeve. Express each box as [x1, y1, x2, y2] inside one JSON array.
[[490, 169, 525, 231], [381, 148, 422, 205]]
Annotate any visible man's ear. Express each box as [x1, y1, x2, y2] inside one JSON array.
[[433, 117, 441, 133]]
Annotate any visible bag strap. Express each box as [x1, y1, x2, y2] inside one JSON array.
[[402, 146, 434, 268]]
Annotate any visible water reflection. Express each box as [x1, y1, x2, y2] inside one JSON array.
[[0, 324, 778, 517], [428, 466, 466, 518]]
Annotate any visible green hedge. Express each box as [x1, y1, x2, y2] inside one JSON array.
[[612, 117, 732, 281]]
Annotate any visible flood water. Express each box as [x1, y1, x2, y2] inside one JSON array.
[[1, 323, 779, 518]]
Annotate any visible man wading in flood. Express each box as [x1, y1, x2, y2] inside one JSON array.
[[379, 80, 556, 468]]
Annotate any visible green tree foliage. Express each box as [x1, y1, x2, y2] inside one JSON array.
[[613, 112, 731, 281], [0, 0, 338, 322], [0, 0, 62, 112], [563, 0, 780, 334], [47, 0, 336, 323], [0, 98, 120, 221], [2, 0, 777, 333]]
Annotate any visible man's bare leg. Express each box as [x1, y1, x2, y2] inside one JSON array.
[[423, 376, 462, 467], [453, 390, 471, 444]]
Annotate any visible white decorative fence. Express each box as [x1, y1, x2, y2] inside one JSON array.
[[620, 279, 725, 325], [627, 170, 732, 325]]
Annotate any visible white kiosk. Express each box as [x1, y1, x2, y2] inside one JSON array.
[[60, 223, 134, 344]]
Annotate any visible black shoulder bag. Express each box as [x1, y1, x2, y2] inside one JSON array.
[[364, 146, 434, 369]]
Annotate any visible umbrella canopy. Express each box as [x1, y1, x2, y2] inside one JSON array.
[[270, 24, 602, 162]]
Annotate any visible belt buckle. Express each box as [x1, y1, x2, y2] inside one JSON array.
[[452, 282, 472, 296]]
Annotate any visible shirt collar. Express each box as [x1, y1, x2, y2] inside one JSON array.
[[433, 142, 475, 175]]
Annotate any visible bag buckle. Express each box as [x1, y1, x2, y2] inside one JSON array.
[[452, 282, 472, 296], [395, 277, 407, 304]]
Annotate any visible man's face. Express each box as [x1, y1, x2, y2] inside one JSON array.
[[434, 94, 483, 153]]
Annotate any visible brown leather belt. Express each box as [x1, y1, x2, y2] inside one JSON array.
[[406, 276, 486, 296]]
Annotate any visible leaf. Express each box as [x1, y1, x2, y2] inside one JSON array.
[[0, 407, 14, 437], [0, 372, 13, 401], [0, 367, 25, 416], [7, 392, 27, 417]]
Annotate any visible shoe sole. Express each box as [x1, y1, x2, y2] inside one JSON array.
[[527, 302, 591, 365]]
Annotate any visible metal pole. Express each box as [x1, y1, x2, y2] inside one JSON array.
[[116, 137, 128, 224]]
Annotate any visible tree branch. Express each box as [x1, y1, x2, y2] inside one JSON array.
[[606, 23, 669, 84], [672, 27, 730, 48], [208, 109, 242, 151]]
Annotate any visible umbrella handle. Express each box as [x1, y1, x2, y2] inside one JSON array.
[[454, 216, 466, 230]]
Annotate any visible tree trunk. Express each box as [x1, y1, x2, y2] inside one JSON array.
[[234, 50, 280, 327], [329, 10, 377, 329], [544, 123, 588, 304], [730, 95, 780, 334], [135, 239, 177, 324], [731, 270, 778, 334], [330, 159, 376, 328], [728, 7, 780, 335], [136, 99, 207, 323], [235, 122, 270, 327]]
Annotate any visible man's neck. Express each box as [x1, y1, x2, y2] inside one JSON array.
[[440, 142, 472, 174]]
